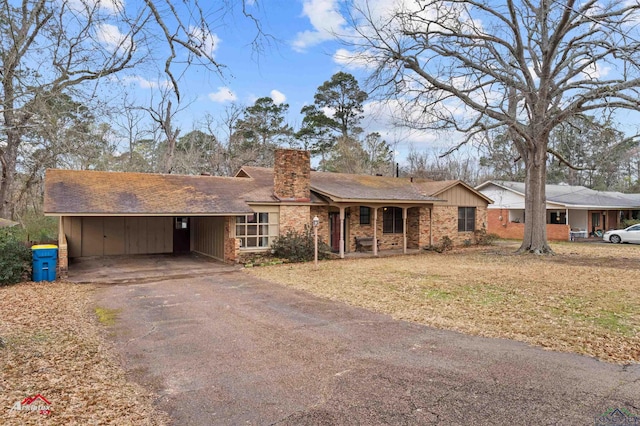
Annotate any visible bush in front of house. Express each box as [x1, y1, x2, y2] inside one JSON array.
[[621, 218, 640, 228], [474, 228, 500, 246], [270, 225, 331, 263], [0, 228, 32, 285]]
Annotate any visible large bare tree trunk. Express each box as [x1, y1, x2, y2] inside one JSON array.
[[0, 134, 19, 219], [519, 141, 552, 254]]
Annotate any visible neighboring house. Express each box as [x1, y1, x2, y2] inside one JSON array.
[[45, 149, 491, 276], [476, 180, 640, 241]]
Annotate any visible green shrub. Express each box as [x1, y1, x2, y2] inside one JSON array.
[[621, 218, 640, 228], [270, 225, 331, 263], [424, 236, 454, 253], [0, 228, 32, 285], [19, 213, 58, 243], [474, 228, 499, 246]]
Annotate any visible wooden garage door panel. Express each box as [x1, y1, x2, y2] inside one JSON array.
[[104, 217, 125, 255], [82, 217, 104, 257], [126, 217, 148, 254]]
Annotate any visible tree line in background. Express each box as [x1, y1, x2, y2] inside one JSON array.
[[6, 70, 640, 224]]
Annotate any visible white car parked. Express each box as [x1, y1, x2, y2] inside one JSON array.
[[603, 224, 640, 244]]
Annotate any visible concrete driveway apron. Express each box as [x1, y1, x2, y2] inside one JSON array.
[[92, 268, 640, 425]]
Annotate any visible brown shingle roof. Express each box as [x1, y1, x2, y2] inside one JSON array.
[[44, 169, 275, 215], [310, 171, 442, 202], [240, 166, 442, 203], [45, 166, 487, 216]]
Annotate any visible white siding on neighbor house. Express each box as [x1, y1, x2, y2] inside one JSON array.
[[481, 184, 526, 209], [480, 183, 568, 210]]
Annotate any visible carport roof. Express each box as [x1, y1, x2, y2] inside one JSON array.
[[44, 169, 275, 215]]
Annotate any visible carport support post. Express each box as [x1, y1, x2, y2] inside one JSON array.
[[313, 215, 319, 268], [402, 207, 408, 254], [373, 207, 378, 256], [339, 207, 345, 259]]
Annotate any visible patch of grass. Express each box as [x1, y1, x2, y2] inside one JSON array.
[[423, 288, 454, 301], [95, 306, 121, 326], [246, 241, 640, 364]]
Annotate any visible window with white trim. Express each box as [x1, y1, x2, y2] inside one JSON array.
[[235, 212, 279, 249]]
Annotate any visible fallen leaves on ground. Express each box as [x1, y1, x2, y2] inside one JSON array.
[[0, 281, 168, 425], [247, 241, 640, 364]]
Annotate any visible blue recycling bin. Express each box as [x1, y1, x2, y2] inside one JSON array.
[[32, 245, 58, 282]]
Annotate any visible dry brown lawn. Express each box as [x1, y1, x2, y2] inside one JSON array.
[[0, 281, 168, 425], [247, 241, 640, 364]]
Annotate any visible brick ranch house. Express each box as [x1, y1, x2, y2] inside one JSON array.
[[44, 149, 491, 276], [476, 180, 640, 241]]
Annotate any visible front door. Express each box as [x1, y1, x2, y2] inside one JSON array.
[[329, 213, 340, 252], [591, 212, 601, 235], [173, 217, 190, 254]]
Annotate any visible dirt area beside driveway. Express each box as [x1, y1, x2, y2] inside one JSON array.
[[0, 281, 168, 425]]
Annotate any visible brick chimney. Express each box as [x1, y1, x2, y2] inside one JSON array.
[[273, 149, 311, 202]]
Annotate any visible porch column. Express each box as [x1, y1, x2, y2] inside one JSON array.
[[373, 207, 378, 256], [339, 206, 345, 259], [402, 207, 408, 254], [429, 207, 433, 246]]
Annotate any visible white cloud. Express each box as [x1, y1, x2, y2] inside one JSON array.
[[292, 0, 347, 52], [96, 23, 133, 53], [188, 26, 220, 58], [208, 87, 237, 103], [66, 0, 124, 15], [581, 62, 611, 80], [270, 89, 287, 105], [333, 48, 377, 70]]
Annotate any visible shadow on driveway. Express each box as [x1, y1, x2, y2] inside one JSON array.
[[92, 266, 640, 425]]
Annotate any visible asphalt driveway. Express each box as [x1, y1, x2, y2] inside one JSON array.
[[92, 263, 640, 425]]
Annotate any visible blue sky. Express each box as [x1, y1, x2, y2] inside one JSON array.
[[107, 0, 640, 165], [110, 0, 442, 163]]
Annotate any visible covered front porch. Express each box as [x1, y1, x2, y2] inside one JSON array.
[[311, 203, 435, 259]]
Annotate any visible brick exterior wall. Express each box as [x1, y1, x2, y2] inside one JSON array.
[[310, 206, 330, 245], [487, 209, 570, 241], [224, 216, 240, 263], [407, 207, 430, 249], [348, 207, 375, 251], [431, 206, 459, 244], [430, 205, 489, 245], [273, 149, 311, 201], [57, 242, 69, 278], [280, 205, 311, 234], [57, 220, 68, 278]]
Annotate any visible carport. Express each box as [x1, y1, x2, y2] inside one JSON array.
[[67, 253, 239, 284], [60, 215, 229, 258], [44, 169, 266, 277]]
